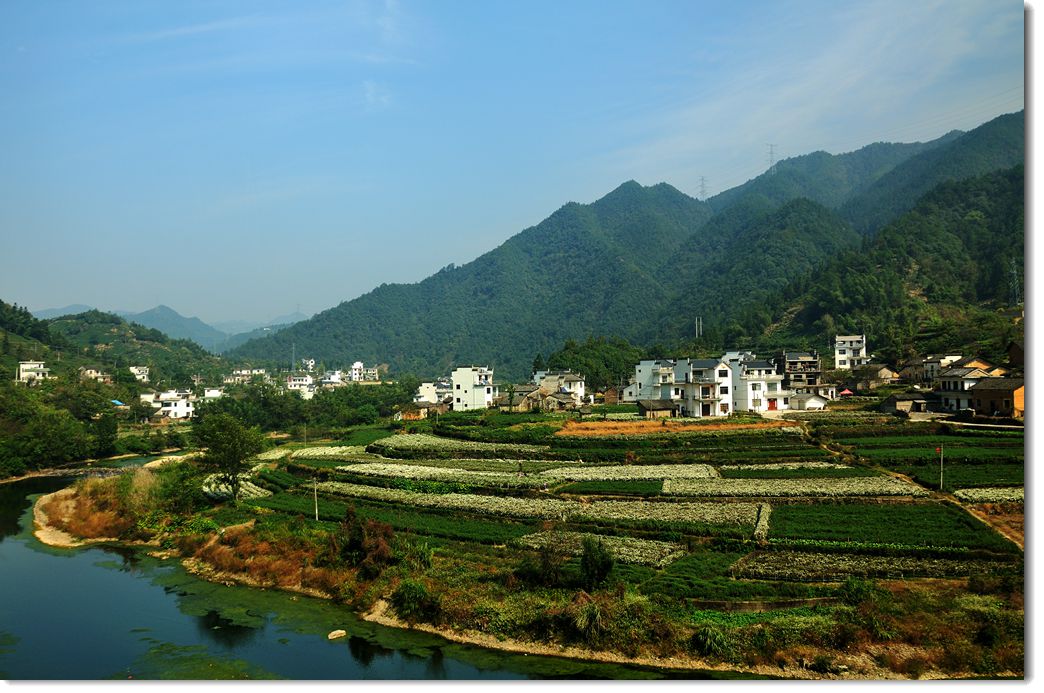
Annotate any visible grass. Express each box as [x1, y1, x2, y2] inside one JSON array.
[[836, 435, 1023, 449], [768, 502, 1018, 553], [855, 447, 1023, 462], [889, 463, 1023, 492], [638, 549, 827, 600], [249, 491, 536, 544]]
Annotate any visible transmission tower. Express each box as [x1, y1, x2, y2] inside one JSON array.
[[698, 176, 708, 200], [767, 144, 778, 174]]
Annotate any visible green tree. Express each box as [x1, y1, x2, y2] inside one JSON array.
[[193, 412, 264, 501], [579, 536, 615, 590]]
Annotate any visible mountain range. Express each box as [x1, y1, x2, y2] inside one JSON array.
[[225, 110, 1023, 379], [30, 304, 311, 353]]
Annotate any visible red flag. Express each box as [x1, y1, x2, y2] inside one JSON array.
[[936, 447, 941, 453]]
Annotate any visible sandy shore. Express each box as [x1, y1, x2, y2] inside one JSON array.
[[32, 489, 111, 548]]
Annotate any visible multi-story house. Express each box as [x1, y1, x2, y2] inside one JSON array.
[[415, 378, 453, 404], [923, 355, 962, 382], [622, 359, 677, 402], [936, 367, 992, 412], [775, 350, 835, 399], [141, 389, 196, 419], [363, 366, 380, 382], [672, 358, 732, 417], [286, 374, 314, 392], [16, 361, 51, 385], [451, 366, 496, 410], [833, 335, 870, 370], [729, 357, 791, 413], [78, 366, 112, 384], [128, 366, 150, 383], [533, 370, 587, 406]]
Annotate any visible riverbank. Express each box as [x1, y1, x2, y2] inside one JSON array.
[[29, 483, 1020, 681]]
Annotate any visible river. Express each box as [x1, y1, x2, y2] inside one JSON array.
[[0, 476, 744, 680]]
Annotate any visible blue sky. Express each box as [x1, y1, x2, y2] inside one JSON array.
[[0, 0, 1025, 324]]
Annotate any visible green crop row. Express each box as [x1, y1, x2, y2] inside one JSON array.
[[768, 502, 1018, 553], [716, 466, 878, 479], [558, 480, 664, 496], [638, 549, 828, 600], [887, 463, 1024, 492]]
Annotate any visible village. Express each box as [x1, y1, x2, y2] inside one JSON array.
[[406, 333, 1025, 423]]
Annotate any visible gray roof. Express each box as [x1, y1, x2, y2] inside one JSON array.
[[687, 359, 723, 369], [940, 367, 989, 378], [969, 378, 1023, 392], [637, 399, 676, 411], [744, 360, 775, 369], [790, 393, 828, 402], [885, 393, 928, 402]]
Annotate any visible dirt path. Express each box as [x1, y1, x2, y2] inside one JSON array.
[[959, 503, 1024, 550]]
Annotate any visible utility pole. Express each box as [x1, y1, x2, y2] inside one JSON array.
[[937, 445, 944, 491], [313, 477, 319, 521]]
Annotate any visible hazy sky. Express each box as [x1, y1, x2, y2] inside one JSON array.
[[0, 0, 1025, 324]]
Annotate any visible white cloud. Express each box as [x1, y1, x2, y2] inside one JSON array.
[[363, 79, 392, 111]]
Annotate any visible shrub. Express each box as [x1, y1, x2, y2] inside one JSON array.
[[391, 580, 441, 624], [579, 537, 615, 590], [691, 625, 732, 659]]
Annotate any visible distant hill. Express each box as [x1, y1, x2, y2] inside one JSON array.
[[212, 311, 309, 336], [46, 310, 229, 384], [226, 110, 1024, 380], [118, 305, 230, 352], [229, 181, 714, 376], [33, 304, 95, 320]]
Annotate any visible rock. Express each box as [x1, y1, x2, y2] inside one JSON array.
[[328, 629, 347, 640]]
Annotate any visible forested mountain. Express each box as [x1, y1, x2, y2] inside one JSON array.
[[765, 165, 1025, 363], [116, 305, 230, 352], [840, 111, 1025, 234], [230, 181, 714, 376], [705, 133, 960, 213], [45, 310, 229, 384], [229, 110, 1024, 380]]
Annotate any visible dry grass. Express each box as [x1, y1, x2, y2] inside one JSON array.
[[555, 419, 789, 437], [43, 478, 136, 538]]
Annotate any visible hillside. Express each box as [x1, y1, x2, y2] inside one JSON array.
[[229, 181, 714, 376], [706, 133, 961, 213], [764, 165, 1025, 363], [44, 310, 229, 384], [840, 111, 1025, 234], [118, 305, 230, 352], [228, 111, 1024, 380]]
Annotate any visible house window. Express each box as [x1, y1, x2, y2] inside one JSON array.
[[720, 403, 729, 414], [783, 398, 789, 405], [718, 369, 728, 378], [456, 397, 461, 403], [752, 399, 762, 408], [839, 360, 847, 366], [838, 349, 847, 355], [750, 383, 760, 391], [720, 386, 728, 394], [486, 387, 491, 394], [701, 387, 710, 398], [456, 384, 461, 390]]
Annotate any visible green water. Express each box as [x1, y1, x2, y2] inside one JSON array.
[[0, 477, 754, 680]]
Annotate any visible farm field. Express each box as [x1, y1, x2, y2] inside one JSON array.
[[105, 408, 1024, 678]]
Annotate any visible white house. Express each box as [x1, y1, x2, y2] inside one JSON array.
[[834, 335, 870, 370], [128, 366, 150, 383], [16, 361, 51, 385], [78, 366, 112, 384], [141, 389, 196, 419], [672, 358, 733, 417], [415, 379, 453, 404], [363, 366, 380, 382], [286, 374, 314, 392], [451, 366, 496, 410], [203, 387, 224, 400], [533, 370, 587, 405], [729, 357, 791, 413], [622, 359, 678, 402], [790, 393, 829, 410], [301, 358, 316, 372], [923, 355, 963, 382], [936, 367, 992, 412]]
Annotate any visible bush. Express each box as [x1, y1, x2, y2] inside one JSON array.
[[579, 537, 615, 591], [691, 625, 732, 659], [391, 580, 441, 624]]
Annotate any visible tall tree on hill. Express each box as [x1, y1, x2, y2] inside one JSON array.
[[194, 413, 265, 502]]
